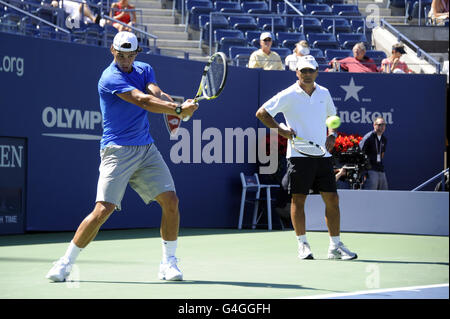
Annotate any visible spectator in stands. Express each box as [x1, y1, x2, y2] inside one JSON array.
[[248, 32, 284, 71], [327, 42, 378, 73], [110, 0, 137, 32], [51, 0, 101, 26], [285, 40, 310, 71], [381, 42, 413, 74], [359, 117, 389, 190], [429, 0, 449, 25]]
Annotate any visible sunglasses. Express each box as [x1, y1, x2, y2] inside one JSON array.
[[262, 38, 272, 42], [300, 68, 316, 74]]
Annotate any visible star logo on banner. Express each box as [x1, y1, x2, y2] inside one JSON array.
[[340, 77, 364, 102]]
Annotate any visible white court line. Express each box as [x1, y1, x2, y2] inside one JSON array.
[[290, 283, 449, 299]]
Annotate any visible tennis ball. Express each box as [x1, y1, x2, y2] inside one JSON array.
[[326, 116, 341, 129]]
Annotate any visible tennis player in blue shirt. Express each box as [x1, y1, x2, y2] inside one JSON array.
[[46, 31, 198, 282]]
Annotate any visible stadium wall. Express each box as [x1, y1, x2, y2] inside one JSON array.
[[0, 33, 447, 234]]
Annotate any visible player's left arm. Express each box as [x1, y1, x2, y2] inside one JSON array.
[[146, 82, 173, 102], [325, 91, 337, 152]]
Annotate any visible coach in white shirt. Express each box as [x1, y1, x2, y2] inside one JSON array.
[[256, 55, 357, 261]]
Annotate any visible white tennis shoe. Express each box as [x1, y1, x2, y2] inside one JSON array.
[[158, 257, 183, 281], [46, 257, 73, 282], [328, 242, 357, 260], [298, 242, 314, 260]]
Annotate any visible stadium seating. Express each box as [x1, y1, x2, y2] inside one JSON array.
[[256, 16, 288, 32], [242, 1, 271, 15], [214, 1, 243, 14], [277, 1, 304, 14], [321, 18, 352, 33], [4, 13, 25, 33], [294, 17, 323, 33], [199, 14, 229, 46], [246, 30, 263, 47], [228, 15, 258, 33], [304, 3, 333, 15], [309, 48, 325, 59], [185, 0, 214, 31], [331, 4, 361, 16], [271, 47, 291, 63], [324, 48, 352, 61], [215, 29, 247, 54], [229, 46, 255, 67], [307, 32, 340, 51], [365, 50, 388, 68], [337, 33, 369, 50], [276, 31, 306, 50]]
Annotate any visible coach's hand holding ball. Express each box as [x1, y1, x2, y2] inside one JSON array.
[[326, 115, 341, 129]]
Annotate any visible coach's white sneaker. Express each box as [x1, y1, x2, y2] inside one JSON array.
[[46, 257, 73, 282], [298, 242, 314, 260], [158, 257, 183, 281], [328, 242, 357, 260]]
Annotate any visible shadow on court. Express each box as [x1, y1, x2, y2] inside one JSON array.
[[352, 259, 449, 266], [70, 279, 336, 293], [0, 228, 280, 247]]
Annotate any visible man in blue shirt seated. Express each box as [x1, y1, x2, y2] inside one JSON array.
[[46, 31, 198, 282]]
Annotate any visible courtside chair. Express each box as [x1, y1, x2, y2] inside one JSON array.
[[238, 173, 280, 230]]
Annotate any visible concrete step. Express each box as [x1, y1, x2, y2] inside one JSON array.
[[159, 46, 204, 56], [133, 0, 163, 9], [156, 39, 200, 48], [141, 8, 173, 16], [151, 30, 188, 40], [147, 23, 185, 32], [142, 15, 176, 24]]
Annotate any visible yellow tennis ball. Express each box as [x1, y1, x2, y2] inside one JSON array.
[[326, 115, 341, 129]]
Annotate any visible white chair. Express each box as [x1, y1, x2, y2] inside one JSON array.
[[238, 172, 280, 230]]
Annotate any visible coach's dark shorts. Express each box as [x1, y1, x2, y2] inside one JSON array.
[[287, 157, 337, 195]]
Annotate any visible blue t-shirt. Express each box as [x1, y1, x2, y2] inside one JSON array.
[[98, 61, 156, 149]]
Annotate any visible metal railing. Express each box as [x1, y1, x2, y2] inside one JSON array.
[[411, 168, 449, 191], [0, 0, 70, 34], [0, 0, 159, 51], [204, 11, 368, 57], [380, 18, 442, 73]]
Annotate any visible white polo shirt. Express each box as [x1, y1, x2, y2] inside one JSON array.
[[262, 81, 336, 158]]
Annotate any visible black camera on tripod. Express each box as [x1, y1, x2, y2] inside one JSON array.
[[334, 146, 371, 189]]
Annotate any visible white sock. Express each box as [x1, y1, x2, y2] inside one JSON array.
[[296, 235, 308, 244], [162, 239, 177, 262], [330, 236, 340, 247], [63, 241, 82, 264]]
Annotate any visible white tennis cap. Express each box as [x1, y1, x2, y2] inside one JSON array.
[[113, 31, 139, 52], [260, 32, 273, 40], [296, 55, 319, 71]]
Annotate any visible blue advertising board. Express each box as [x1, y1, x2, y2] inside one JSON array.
[[0, 137, 27, 234], [0, 33, 447, 231]]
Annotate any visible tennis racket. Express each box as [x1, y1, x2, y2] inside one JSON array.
[[279, 123, 326, 157], [182, 52, 228, 122]]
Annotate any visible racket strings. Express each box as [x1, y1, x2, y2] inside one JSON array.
[[291, 139, 325, 156], [204, 55, 226, 98]]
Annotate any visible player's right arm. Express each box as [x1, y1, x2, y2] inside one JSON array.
[[116, 89, 197, 118], [255, 107, 294, 140]]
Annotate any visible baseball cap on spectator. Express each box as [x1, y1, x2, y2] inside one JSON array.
[[260, 32, 273, 41], [296, 55, 319, 71], [392, 42, 406, 54], [113, 31, 142, 52]]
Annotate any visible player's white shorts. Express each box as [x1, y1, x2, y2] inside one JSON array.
[[96, 144, 176, 211]]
